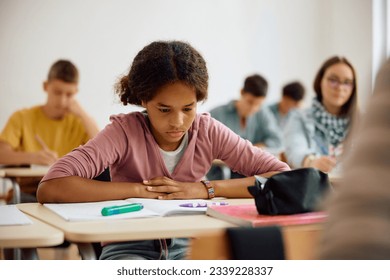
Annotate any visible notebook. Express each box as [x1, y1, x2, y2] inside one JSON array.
[[0, 205, 33, 226], [206, 203, 327, 227], [44, 198, 212, 221]]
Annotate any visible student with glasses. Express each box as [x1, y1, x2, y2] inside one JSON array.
[[283, 56, 358, 173]]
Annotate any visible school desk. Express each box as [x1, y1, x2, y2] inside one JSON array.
[[0, 215, 64, 260], [0, 166, 50, 204], [18, 199, 324, 260], [17, 201, 244, 260]]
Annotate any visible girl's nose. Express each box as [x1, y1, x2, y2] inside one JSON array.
[[169, 112, 184, 127]]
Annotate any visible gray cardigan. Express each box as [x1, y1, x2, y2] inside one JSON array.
[[283, 108, 331, 168]]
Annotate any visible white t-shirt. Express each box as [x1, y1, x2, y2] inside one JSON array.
[[159, 132, 189, 174]]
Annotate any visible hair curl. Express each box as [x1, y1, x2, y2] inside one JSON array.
[[115, 41, 208, 106]]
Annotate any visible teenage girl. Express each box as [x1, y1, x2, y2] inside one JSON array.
[[284, 56, 358, 173], [37, 40, 290, 260]]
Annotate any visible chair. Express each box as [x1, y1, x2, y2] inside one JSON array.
[[93, 168, 111, 182], [227, 226, 284, 260]]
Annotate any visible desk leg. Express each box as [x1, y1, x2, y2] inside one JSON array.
[[2, 179, 6, 196], [76, 243, 97, 260], [2, 248, 21, 260], [3, 248, 38, 260], [11, 179, 21, 204], [21, 248, 39, 260], [13, 248, 21, 260]]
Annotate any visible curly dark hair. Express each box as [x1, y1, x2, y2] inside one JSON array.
[[115, 40, 209, 106]]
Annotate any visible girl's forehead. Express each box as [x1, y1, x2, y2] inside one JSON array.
[[152, 82, 197, 103]]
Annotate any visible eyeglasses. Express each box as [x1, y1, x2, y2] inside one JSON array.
[[326, 77, 354, 90]]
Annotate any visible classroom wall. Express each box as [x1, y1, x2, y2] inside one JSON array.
[[0, 0, 373, 130]]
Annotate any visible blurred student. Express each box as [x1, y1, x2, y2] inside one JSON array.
[[0, 59, 99, 166], [209, 74, 282, 148], [318, 58, 390, 259], [0, 60, 99, 201], [207, 74, 283, 179], [268, 81, 305, 131], [283, 56, 358, 173], [37, 40, 290, 260]]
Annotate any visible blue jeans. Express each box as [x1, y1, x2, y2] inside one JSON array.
[[99, 238, 189, 260]]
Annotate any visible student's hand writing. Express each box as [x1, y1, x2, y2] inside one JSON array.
[[143, 176, 207, 199], [34, 134, 58, 165], [311, 156, 337, 173]]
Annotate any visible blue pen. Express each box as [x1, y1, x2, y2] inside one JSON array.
[[179, 202, 229, 208], [101, 203, 143, 216]]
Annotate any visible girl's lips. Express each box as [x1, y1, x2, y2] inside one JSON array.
[[167, 131, 184, 138]]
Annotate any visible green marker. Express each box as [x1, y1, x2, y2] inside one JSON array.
[[101, 203, 144, 216]]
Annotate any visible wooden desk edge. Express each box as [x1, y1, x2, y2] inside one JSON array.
[[17, 203, 239, 243], [0, 215, 64, 248]]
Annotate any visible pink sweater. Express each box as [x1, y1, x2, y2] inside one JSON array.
[[42, 112, 289, 183]]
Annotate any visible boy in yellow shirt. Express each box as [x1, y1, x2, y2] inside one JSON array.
[[0, 60, 99, 202], [0, 59, 99, 166]]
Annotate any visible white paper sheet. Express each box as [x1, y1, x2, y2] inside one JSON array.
[[44, 198, 211, 222], [0, 205, 33, 226]]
